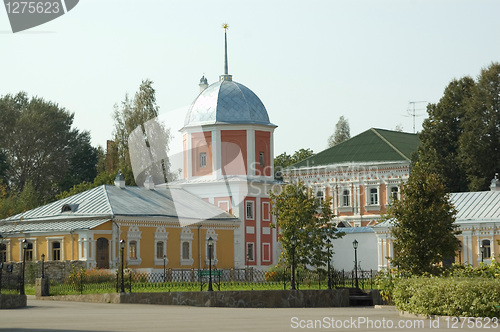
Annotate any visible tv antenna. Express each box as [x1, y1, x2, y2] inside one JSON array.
[[404, 101, 426, 133]]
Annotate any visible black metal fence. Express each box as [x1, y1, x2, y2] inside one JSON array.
[[44, 268, 378, 295]]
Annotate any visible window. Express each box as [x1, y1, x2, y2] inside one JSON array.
[[246, 243, 255, 262], [156, 241, 164, 260], [390, 187, 399, 202], [316, 190, 324, 207], [200, 152, 207, 168], [154, 226, 168, 266], [246, 201, 255, 220], [182, 242, 190, 260], [25, 242, 33, 261], [180, 228, 194, 265], [52, 241, 61, 261], [369, 188, 378, 205], [343, 190, 350, 207], [259, 151, 265, 167], [482, 239, 491, 259], [129, 241, 137, 259], [0, 243, 6, 262]]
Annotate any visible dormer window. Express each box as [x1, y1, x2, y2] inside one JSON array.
[[61, 204, 78, 213]]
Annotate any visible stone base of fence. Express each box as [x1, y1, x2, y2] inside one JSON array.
[[36, 289, 350, 308], [35, 277, 50, 297], [0, 294, 27, 309]]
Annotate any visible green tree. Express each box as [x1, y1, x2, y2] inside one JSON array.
[[388, 163, 460, 275], [0, 92, 98, 202], [419, 77, 475, 192], [112, 79, 173, 186], [327, 116, 350, 147], [269, 181, 343, 271], [274, 148, 314, 180], [459, 63, 500, 191], [0, 151, 8, 184]]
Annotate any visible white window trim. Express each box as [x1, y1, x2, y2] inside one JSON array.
[[200, 152, 207, 168], [127, 226, 142, 266], [386, 186, 400, 206], [204, 229, 218, 266], [338, 188, 353, 212], [365, 186, 381, 211], [262, 243, 271, 262], [246, 242, 255, 262], [180, 228, 194, 266], [262, 201, 271, 221], [246, 200, 255, 220], [154, 227, 169, 266], [19, 238, 36, 261], [0, 239, 10, 262], [46, 236, 65, 261]]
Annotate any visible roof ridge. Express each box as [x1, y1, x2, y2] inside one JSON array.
[[370, 128, 410, 161], [102, 185, 115, 215]]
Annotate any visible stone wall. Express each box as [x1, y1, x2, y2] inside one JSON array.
[[0, 294, 27, 309], [4, 260, 86, 283], [38, 289, 350, 308]]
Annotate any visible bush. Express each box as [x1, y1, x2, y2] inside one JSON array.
[[392, 276, 500, 318]]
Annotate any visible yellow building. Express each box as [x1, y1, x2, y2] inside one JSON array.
[[0, 173, 237, 272]]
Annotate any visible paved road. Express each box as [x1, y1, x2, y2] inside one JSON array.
[[0, 298, 494, 331]]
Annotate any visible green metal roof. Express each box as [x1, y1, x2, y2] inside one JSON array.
[[293, 128, 420, 168]]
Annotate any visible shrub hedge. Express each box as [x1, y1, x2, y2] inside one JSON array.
[[387, 276, 500, 318]]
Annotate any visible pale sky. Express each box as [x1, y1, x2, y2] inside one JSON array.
[[1, 0, 499, 157]]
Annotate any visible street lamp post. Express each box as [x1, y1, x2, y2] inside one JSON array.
[[163, 254, 166, 282], [207, 236, 214, 292], [120, 240, 125, 293], [290, 236, 297, 290], [480, 245, 485, 263], [326, 238, 332, 290], [41, 254, 45, 279], [353, 239, 359, 289], [20, 239, 28, 295]]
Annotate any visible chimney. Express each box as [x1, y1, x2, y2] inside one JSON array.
[[199, 75, 208, 93], [490, 173, 500, 191], [114, 170, 125, 188]]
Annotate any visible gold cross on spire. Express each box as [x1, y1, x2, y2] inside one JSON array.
[[222, 23, 229, 32]]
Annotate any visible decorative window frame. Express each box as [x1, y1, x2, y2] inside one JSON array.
[[481, 239, 492, 260], [46, 237, 65, 261], [0, 239, 10, 262], [204, 229, 218, 266], [246, 242, 255, 262], [127, 226, 142, 265], [245, 200, 255, 220], [262, 243, 271, 262], [154, 227, 169, 266], [200, 152, 207, 168], [19, 238, 36, 262], [386, 183, 401, 206], [338, 188, 353, 213], [365, 185, 381, 211], [262, 201, 271, 222], [180, 227, 194, 266]]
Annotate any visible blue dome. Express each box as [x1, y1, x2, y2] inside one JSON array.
[[184, 79, 273, 128]]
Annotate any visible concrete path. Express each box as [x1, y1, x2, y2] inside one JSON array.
[[0, 298, 494, 331]]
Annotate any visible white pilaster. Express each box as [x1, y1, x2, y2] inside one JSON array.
[[247, 129, 255, 177]]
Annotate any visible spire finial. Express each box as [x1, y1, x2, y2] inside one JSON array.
[[219, 23, 232, 81], [223, 23, 229, 75]]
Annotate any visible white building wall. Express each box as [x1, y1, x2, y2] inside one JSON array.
[[331, 230, 378, 271]]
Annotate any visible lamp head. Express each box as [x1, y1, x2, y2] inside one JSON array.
[[22, 239, 28, 249], [326, 238, 331, 244], [208, 236, 214, 247], [120, 239, 125, 249], [291, 235, 297, 246], [41, 253, 45, 260], [353, 239, 358, 249]]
